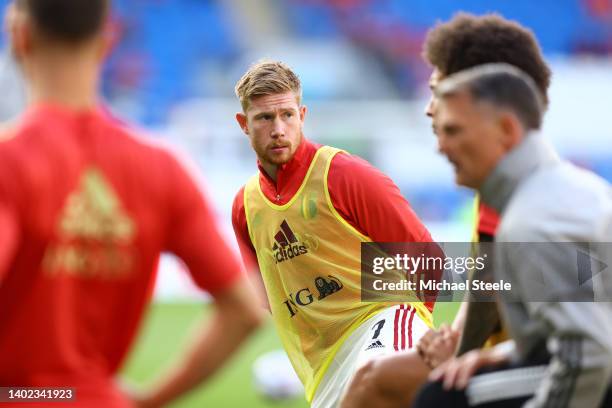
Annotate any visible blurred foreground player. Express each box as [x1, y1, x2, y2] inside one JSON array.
[[0, 1, 262, 407], [341, 13, 553, 408], [232, 60, 437, 408], [419, 12, 552, 364], [415, 63, 612, 408]]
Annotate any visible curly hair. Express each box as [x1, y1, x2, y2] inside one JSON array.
[[423, 13, 551, 107]]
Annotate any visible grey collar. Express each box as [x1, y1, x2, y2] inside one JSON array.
[[479, 133, 560, 214]]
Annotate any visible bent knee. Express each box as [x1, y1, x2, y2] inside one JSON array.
[[342, 360, 390, 408], [350, 359, 378, 392]]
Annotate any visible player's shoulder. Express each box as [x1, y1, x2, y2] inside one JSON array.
[[0, 120, 20, 145], [0, 120, 30, 186], [232, 174, 262, 211], [232, 185, 247, 214], [500, 162, 611, 242], [329, 148, 367, 166], [513, 161, 609, 213], [234, 184, 246, 199], [329, 149, 366, 173], [111, 120, 185, 169], [328, 148, 393, 183], [104, 122, 213, 206], [0, 119, 30, 163]]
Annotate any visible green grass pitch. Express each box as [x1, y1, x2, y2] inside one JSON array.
[[121, 301, 460, 407]]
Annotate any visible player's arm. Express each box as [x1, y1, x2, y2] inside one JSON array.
[[433, 239, 612, 406], [426, 206, 501, 362], [231, 187, 269, 310], [132, 280, 262, 408], [454, 242, 501, 355], [327, 153, 432, 243], [333, 154, 439, 407], [417, 297, 499, 370], [454, 205, 503, 355], [328, 153, 445, 291], [427, 340, 514, 390], [128, 156, 264, 408], [514, 242, 612, 407], [0, 202, 19, 284], [0, 144, 20, 284], [430, 298, 612, 405], [528, 303, 612, 408], [454, 295, 501, 355], [340, 350, 431, 408]]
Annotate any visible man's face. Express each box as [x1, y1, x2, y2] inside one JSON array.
[[433, 91, 507, 189], [425, 68, 443, 119], [237, 91, 306, 169], [5, 2, 30, 64]]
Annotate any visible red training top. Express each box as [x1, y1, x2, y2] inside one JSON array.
[[0, 104, 242, 407], [477, 202, 500, 238], [232, 139, 437, 309]]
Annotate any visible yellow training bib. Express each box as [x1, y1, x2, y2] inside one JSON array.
[[244, 146, 432, 401]]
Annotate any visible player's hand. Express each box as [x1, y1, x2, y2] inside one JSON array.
[[417, 324, 459, 369], [416, 327, 440, 361], [116, 378, 159, 408], [428, 348, 509, 390], [126, 391, 159, 408]]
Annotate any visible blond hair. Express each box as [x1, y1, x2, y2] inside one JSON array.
[[235, 60, 302, 111]]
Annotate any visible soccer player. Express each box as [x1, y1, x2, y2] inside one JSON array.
[[232, 60, 436, 408], [415, 63, 612, 408], [341, 13, 553, 407], [420, 12, 553, 362], [0, 1, 262, 407]]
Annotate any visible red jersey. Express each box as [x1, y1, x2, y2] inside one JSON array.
[[232, 139, 436, 309], [477, 202, 500, 238], [0, 104, 242, 407]]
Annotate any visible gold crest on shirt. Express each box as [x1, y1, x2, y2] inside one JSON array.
[[42, 167, 137, 279], [59, 167, 134, 242]]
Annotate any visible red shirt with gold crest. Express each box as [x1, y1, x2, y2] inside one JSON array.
[[0, 105, 241, 407]]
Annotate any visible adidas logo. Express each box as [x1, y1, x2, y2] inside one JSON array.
[[365, 340, 385, 351], [42, 166, 135, 278], [272, 220, 308, 264], [59, 167, 134, 243]]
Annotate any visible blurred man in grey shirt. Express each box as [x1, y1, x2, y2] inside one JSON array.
[[414, 63, 612, 407]]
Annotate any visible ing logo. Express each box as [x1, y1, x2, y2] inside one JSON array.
[[282, 275, 344, 318]]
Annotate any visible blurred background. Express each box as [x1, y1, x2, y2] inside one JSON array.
[[0, 0, 611, 406]]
